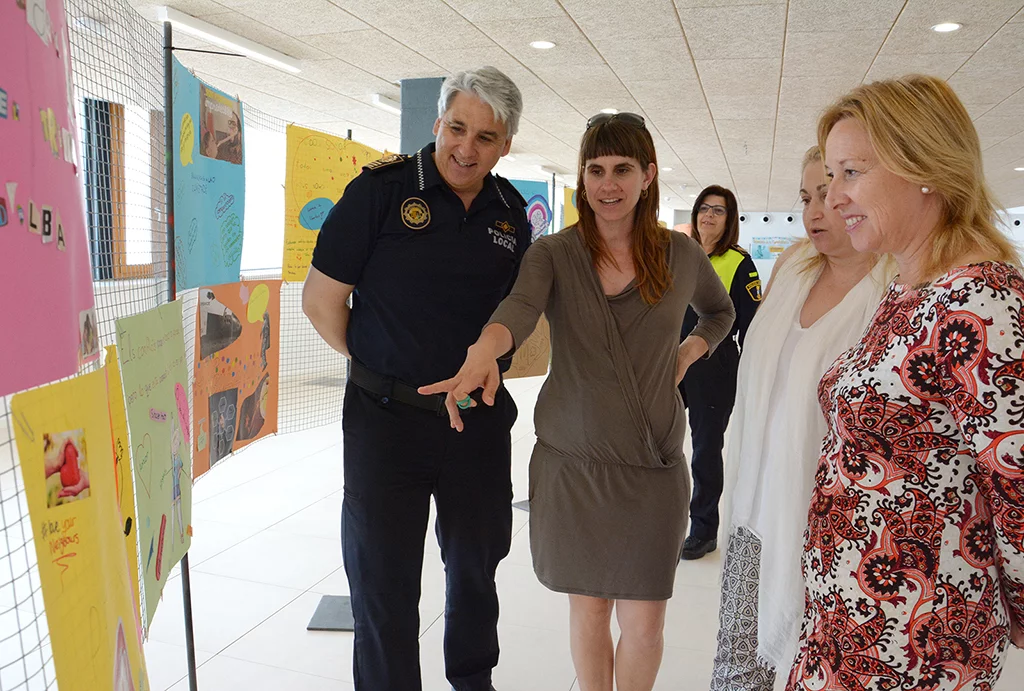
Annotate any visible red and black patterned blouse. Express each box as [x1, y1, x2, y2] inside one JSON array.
[[788, 262, 1024, 691]]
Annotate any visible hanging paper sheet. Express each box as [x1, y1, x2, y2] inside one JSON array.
[[510, 179, 551, 241], [171, 57, 246, 290], [0, 0, 98, 396], [105, 345, 142, 611], [282, 124, 380, 282], [749, 235, 799, 260], [192, 280, 281, 477], [11, 365, 149, 691], [563, 187, 579, 228], [115, 300, 192, 631]]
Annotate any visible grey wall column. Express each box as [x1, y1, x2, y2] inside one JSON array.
[[400, 77, 444, 154], [673, 209, 691, 227]]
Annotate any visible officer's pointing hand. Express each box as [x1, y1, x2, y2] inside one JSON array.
[[418, 344, 501, 432]]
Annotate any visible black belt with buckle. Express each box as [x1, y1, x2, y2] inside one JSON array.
[[349, 361, 448, 416]]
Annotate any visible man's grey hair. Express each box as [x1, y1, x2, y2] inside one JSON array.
[[437, 66, 523, 137]]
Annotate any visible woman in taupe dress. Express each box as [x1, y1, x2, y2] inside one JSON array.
[[421, 114, 735, 690]]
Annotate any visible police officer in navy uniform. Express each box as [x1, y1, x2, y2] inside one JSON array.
[[302, 67, 529, 691], [679, 185, 761, 561]]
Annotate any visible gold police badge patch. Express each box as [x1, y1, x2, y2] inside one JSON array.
[[401, 197, 430, 230], [746, 279, 762, 302], [494, 220, 516, 235]]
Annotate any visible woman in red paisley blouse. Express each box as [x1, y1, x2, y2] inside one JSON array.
[[788, 74, 1024, 691]]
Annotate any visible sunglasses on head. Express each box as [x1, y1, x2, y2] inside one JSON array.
[[586, 112, 646, 130]]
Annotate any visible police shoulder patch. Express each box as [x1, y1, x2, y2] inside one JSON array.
[[746, 279, 762, 302], [363, 153, 408, 172]]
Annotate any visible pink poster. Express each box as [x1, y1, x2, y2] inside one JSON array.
[[0, 0, 97, 397]]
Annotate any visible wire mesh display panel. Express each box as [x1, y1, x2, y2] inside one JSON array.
[[1, 3, 350, 688], [240, 109, 348, 436], [1, 1, 166, 688]]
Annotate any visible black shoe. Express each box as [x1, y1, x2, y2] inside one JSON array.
[[680, 535, 717, 561]]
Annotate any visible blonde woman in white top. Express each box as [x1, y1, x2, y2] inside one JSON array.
[[710, 146, 892, 691]]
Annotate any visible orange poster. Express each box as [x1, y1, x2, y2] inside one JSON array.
[[192, 280, 281, 476]]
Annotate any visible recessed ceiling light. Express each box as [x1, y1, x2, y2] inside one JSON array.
[[662, 167, 673, 172], [932, 22, 962, 32], [1015, 167, 1024, 172], [530, 40, 556, 49], [600, 108, 618, 114], [689, 193, 697, 198]]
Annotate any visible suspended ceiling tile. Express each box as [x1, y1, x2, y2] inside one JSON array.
[[673, 0, 785, 7], [302, 30, 444, 81], [128, 0, 231, 19], [562, 0, 684, 39], [596, 37, 695, 82], [229, 0, 369, 37], [441, 0, 565, 23], [677, 3, 786, 60], [295, 59, 397, 98], [786, 0, 905, 32], [877, 0, 1021, 55], [782, 29, 888, 78], [474, 16, 604, 66], [191, 10, 331, 60], [976, 117, 1024, 150], [864, 52, 973, 81], [777, 75, 856, 114]]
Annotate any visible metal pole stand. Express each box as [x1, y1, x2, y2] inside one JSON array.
[[164, 20, 199, 691]]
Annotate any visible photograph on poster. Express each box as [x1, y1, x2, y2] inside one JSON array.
[[199, 84, 243, 165], [199, 289, 242, 358], [43, 429, 90, 508]]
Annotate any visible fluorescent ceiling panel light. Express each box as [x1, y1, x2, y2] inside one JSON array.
[[600, 108, 618, 114], [530, 40, 556, 49], [1015, 167, 1024, 172], [156, 6, 302, 74], [662, 167, 673, 172], [372, 93, 401, 115], [931, 22, 962, 32]]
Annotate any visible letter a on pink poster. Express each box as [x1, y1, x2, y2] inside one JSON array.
[[0, 0, 98, 397]]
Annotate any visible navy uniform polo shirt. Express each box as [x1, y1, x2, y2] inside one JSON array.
[[311, 142, 532, 388]]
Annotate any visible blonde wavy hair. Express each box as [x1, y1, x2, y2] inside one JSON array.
[[817, 74, 1019, 280]]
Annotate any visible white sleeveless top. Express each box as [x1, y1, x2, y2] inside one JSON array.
[[721, 241, 890, 671]]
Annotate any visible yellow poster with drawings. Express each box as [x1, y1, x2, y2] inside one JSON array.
[[10, 365, 149, 691], [283, 125, 381, 282], [105, 345, 142, 612]]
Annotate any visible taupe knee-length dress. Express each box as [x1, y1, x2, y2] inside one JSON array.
[[488, 227, 735, 600]]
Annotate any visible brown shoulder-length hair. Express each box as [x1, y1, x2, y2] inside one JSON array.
[[691, 185, 741, 257], [818, 74, 1019, 280], [575, 119, 671, 305]]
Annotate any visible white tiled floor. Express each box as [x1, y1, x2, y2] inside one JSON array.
[[145, 377, 1024, 691]]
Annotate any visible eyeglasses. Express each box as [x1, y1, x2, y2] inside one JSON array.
[[586, 112, 646, 130], [698, 203, 727, 217]]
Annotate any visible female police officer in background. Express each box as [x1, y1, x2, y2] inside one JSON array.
[[680, 185, 761, 561]]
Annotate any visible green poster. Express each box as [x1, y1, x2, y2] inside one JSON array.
[[115, 300, 192, 632]]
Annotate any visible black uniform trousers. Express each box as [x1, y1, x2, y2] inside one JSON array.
[[341, 380, 517, 691], [680, 339, 740, 542]]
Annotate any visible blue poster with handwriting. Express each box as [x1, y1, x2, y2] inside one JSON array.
[[172, 58, 245, 289]]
